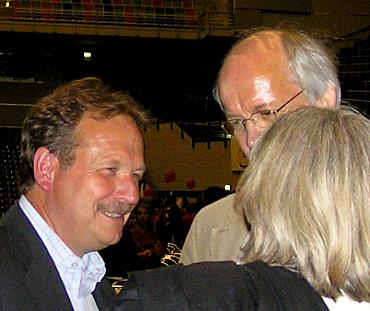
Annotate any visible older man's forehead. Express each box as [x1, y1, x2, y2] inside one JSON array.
[[221, 32, 290, 79], [230, 30, 283, 56]]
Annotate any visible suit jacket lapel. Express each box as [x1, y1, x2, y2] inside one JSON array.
[[93, 278, 116, 310], [7, 204, 116, 310], [6, 204, 74, 310]]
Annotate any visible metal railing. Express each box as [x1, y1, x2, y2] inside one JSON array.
[[0, 0, 235, 38], [0, 1, 200, 28]]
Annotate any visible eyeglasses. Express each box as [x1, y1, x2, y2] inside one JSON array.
[[222, 89, 305, 136]]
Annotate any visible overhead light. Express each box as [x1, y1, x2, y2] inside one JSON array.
[[83, 51, 92, 60], [224, 184, 231, 191], [5, 1, 10, 7]]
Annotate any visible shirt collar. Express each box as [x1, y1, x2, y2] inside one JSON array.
[[19, 195, 106, 299]]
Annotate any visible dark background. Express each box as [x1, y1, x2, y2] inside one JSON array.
[[0, 32, 235, 122]]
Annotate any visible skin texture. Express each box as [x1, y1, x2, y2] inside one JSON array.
[[218, 32, 311, 157], [27, 114, 145, 257]]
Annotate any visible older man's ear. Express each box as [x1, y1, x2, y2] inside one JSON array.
[[316, 83, 337, 108]]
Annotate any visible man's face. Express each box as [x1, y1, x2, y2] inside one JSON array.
[[48, 114, 145, 256], [218, 34, 309, 157]]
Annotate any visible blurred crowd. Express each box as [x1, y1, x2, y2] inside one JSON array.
[[99, 186, 229, 277]]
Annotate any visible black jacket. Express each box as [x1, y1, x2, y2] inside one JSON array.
[[0, 204, 115, 310], [111, 260, 329, 311]]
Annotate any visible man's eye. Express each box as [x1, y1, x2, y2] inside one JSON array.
[[257, 110, 273, 116], [229, 120, 243, 127], [133, 173, 143, 183], [105, 167, 118, 174]]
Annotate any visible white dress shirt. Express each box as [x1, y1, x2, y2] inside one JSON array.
[[19, 195, 106, 311]]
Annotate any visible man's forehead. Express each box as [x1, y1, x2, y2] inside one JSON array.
[[221, 33, 289, 79], [220, 34, 295, 91], [230, 31, 283, 57]]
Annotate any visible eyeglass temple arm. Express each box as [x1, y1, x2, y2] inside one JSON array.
[[274, 89, 305, 114]]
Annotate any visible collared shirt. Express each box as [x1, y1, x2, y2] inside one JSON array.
[[19, 195, 106, 311]]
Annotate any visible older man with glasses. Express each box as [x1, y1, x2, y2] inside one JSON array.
[[179, 27, 340, 265]]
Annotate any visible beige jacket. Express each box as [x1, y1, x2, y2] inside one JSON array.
[[179, 193, 248, 265]]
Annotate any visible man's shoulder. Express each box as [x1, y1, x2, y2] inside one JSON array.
[[0, 204, 29, 238], [0, 206, 17, 240], [196, 193, 236, 217], [0, 221, 10, 251], [0, 205, 33, 262], [193, 193, 244, 227], [180, 192, 246, 264]]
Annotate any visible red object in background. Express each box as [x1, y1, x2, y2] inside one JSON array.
[[164, 169, 176, 183], [185, 177, 195, 189], [143, 185, 153, 197], [153, 0, 163, 7]]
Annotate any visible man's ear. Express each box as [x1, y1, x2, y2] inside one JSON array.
[[33, 147, 58, 192], [316, 83, 337, 108]]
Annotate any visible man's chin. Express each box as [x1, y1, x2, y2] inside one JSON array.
[[102, 235, 123, 249]]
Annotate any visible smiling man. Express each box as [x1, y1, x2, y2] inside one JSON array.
[[0, 77, 149, 310]]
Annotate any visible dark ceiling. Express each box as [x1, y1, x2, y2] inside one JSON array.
[[0, 32, 235, 123]]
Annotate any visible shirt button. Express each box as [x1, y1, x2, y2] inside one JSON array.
[[71, 262, 78, 268]]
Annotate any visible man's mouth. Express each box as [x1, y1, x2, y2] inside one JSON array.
[[99, 210, 124, 219], [97, 202, 134, 219]]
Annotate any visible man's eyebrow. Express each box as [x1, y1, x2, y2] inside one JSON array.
[[225, 113, 243, 120], [102, 159, 120, 166], [253, 101, 274, 111], [226, 103, 269, 119], [226, 116, 244, 121], [135, 166, 146, 173]]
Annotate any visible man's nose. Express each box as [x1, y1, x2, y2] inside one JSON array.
[[115, 175, 140, 205], [244, 121, 263, 151]]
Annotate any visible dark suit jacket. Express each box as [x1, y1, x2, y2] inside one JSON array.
[[0, 204, 115, 310], [112, 260, 330, 311]]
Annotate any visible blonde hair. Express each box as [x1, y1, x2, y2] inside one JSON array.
[[236, 106, 370, 301]]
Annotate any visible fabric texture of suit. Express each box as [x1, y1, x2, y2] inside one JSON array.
[[111, 260, 330, 311], [0, 204, 115, 311], [179, 193, 248, 264]]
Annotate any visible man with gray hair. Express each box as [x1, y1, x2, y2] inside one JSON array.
[[180, 27, 340, 264]]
